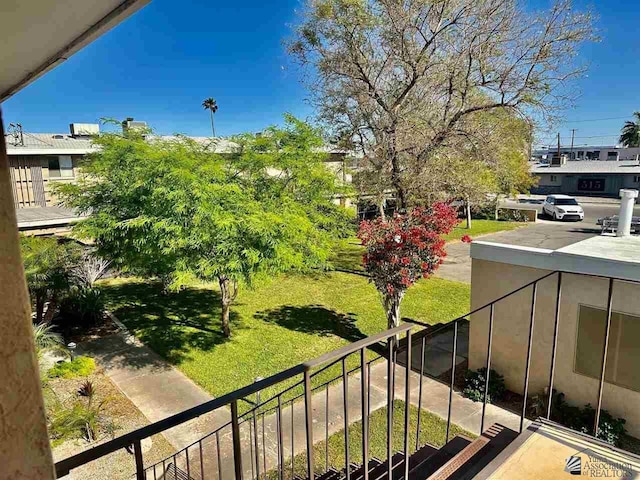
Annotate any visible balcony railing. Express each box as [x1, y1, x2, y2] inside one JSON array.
[[55, 269, 640, 480]]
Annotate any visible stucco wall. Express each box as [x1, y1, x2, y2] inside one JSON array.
[[469, 258, 640, 437]]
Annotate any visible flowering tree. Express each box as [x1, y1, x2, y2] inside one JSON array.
[[358, 204, 459, 329]]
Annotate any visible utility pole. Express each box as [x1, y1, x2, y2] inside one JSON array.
[[570, 129, 576, 160], [557, 132, 561, 163]]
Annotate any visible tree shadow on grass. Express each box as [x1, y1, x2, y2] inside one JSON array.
[[100, 280, 240, 364], [254, 304, 366, 343]]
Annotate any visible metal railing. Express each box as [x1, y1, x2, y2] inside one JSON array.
[[55, 268, 640, 480], [56, 324, 413, 480]]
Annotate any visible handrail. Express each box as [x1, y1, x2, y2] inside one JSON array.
[[404, 270, 559, 330], [55, 324, 409, 477], [303, 324, 411, 369]]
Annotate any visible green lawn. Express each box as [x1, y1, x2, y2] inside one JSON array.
[[269, 400, 475, 480], [100, 262, 469, 409], [330, 219, 521, 272]]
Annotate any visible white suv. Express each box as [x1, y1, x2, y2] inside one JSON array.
[[542, 195, 584, 221]]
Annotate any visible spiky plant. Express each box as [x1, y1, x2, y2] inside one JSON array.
[[33, 322, 66, 359]]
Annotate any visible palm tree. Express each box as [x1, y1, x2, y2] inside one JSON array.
[[619, 112, 640, 147], [202, 98, 219, 137]]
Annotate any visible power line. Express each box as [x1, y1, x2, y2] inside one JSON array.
[[561, 116, 630, 124]]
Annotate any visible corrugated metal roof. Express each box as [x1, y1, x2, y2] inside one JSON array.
[[5, 133, 95, 153], [531, 160, 640, 174]]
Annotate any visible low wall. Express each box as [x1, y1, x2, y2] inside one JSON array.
[[497, 207, 537, 222]]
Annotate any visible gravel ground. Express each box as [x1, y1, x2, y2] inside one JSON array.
[[48, 364, 175, 479]]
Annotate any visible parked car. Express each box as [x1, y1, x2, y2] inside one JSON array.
[[542, 195, 584, 221]]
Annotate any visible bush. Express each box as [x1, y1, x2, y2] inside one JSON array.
[[60, 287, 105, 326], [497, 209, 530, 222], [550, 392, 627, 446], [48, 356, 96, 379], [463, 368, 506, 403], [48, 383, 115, 444]]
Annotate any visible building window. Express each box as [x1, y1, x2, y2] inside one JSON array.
[[575, 305, 640, 392], [550, 175, 557, 182], [634, 176, 640, 183], [48, 155, 73, 178], [607, 151, 618, 160]]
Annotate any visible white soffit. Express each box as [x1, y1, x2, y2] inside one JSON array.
[[0, 0, 151, 102]]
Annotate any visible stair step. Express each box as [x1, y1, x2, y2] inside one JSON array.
[[316, 468, 341, 480], [425, 424, 518, 480], [409, 436, 472, 480]]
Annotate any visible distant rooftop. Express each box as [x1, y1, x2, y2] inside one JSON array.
[[531, 160, 640, 174]]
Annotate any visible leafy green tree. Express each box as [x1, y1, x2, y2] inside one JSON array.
[[619, 112, 640, 147], [57, 115, 352, 337], [21, 236, 80, 323]]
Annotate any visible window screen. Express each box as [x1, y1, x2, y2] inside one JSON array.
[[575, 305, 640, 392], [48, 156, 73, 178]]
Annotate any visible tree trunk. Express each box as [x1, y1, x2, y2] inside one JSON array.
[[35, 295, 45, 324], [218, 276, 238, 338], [466, 198, 472, 229], [43, 294, 58, 324], [383, 292, 404, 330], [378, 197, 386, 220], [387, 127, 407, 211], [494, 194, 502, 221]]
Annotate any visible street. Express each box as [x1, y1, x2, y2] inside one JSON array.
[[436, 197, 640, 284]]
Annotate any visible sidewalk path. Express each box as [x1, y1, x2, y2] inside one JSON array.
[[78, 329, 230, 451]]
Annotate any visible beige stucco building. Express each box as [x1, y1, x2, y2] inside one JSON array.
[[469, 234, 640, 437]]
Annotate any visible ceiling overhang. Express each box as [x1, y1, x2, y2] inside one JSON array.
[[0, 0, 151, 102]]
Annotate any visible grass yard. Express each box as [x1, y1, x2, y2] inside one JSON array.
[[269, 400, 475, 480], [100, 265, 469, 410], [330, 219, 521, 272]]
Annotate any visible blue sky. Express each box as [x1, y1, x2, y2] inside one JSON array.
[[3, 0, 640, 148]]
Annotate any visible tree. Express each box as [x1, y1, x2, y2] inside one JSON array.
[[202, 98, 219, 137], [619, 112, 640, 147], [289, 0, 594, 210], [358, 203, 458, 329], [57, 115, 352, 337], [21, 236, 80, 323]]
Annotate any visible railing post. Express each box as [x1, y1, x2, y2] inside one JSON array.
[[360, 348, 369, 480], [594, 278, 615, 437], [416, 336, 426, 449], [253, 380, 261, 480], [403, 330, 412, 480], [480, 304, 494, 434], [304, 369, 315, 480], [546, 272, 562, 419], [386, 337, 394, 480], [342, 358, 351, 480], [520, 282, 538, 432], [133, 440, 145, 480], [231, 400, 243, 480], [277, 396, 284, 480], [446, 321, 459, 443]]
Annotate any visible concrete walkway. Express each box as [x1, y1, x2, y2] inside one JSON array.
[[80, 325, 525, 479], [78, 330, 230, 451], [162, 355, 526, 480]]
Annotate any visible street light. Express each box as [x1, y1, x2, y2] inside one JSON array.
[[67, 342, 77, 361]]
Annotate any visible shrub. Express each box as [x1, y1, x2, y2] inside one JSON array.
[[60, 287, 105, 327], [550, 392, 627, 446], [48, 356, 96, 379], [463, 368, 506, 403], [49, 384, 114, 444], [497, 209, 530, 222]]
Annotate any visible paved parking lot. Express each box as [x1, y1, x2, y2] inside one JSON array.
[[437, 198, 640, 283]]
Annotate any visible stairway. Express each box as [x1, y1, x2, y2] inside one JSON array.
[[311, 424, 516, 480]]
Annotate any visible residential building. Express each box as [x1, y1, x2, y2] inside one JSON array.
[[469, 194, 640, 437], [531, 160, 640, 196], [534, 145, 640, 162]]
